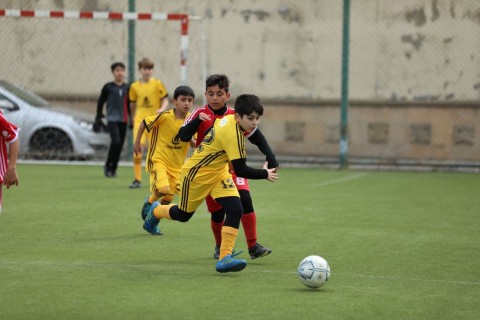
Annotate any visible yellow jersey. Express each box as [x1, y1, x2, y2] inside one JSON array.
[[143, 109, 191, 175], [129, 78, 168, 121], [183, 114, 246, 174]]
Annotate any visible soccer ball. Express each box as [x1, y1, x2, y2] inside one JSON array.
[[297, 255, 331, 289]]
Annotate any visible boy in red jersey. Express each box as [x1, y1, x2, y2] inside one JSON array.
[[178, 74, 278, 259], [0, 111, 20, 213]]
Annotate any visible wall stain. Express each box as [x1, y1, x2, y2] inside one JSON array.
[[278, 5, 302, 24], [240, 10, 270, 23], [401, 33, 425, 51], [405, 7, 426, 26], [431, 0, 440, 21]]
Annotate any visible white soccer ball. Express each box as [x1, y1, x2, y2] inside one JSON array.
[[297, 255, 331, 289]]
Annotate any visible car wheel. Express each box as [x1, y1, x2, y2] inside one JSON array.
[[29, 128, 74, 160]]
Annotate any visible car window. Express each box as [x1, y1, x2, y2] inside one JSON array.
[[0, 93, 18, 111], [0, 80, 49, 107]]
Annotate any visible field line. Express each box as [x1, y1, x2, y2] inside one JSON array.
[[1, 259, 479, 286], [313, 172, 369, 187]]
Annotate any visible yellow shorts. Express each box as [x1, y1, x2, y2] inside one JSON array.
[[178, 168, 239, 213], [149, 163, 181, 196]]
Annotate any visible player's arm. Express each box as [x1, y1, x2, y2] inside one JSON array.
[[157, 96, 169, 114], [247, 128, 279, 169], [130, 101, 137, 120], [5, 138, 19, 188], [133, 120, 147, 156], [189, 137, 196, 148], [231, 158, 278, 182], [178, 112, 211, 142], [95, 84, 108, 120]]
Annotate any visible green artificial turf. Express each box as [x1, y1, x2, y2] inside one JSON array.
[[0, 163, 479, 319]]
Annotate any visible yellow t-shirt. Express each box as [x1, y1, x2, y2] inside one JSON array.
[[143, 109, 191, 175], [183, 114, 246, 174], [129, 78, 168, 121]]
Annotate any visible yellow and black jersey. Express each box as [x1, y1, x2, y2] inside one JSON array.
[[183, 114, 246, 173], [143, 109, 191, 174], [129, 77, 168, 121]]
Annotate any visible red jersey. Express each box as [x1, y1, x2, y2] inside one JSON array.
[[183, 104, 235, 147], [0, 111, 20, 183]]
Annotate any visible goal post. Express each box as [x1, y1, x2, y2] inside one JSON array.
[[0, 8, 199, 86], [0, 8, 204, 104]]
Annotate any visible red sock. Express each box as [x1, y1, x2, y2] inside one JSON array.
[[211, 220, 223, 246], [241, 212, 257, 248]]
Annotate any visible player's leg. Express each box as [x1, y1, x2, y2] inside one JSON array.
[[214, 196, 247, 273], [239, 189, 272, 259], [144, 169, 209, 233], [129, 119, 144, 188], [104, 122, 117, 177], [110, 122, 127, 176], [141, 165, 171, 235], [209, 175, 247, 272], [234, 173, 272, 259], [206, 195, 225, 259]]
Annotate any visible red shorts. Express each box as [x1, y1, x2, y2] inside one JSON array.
[[206, 171, 250, 212]]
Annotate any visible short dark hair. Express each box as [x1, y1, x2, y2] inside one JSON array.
[[111, 62, 125, 72], [234, 94, 264, 117], [174, 86, 195, 99], [138, 57, 154, 69], [205, 74, 230, 93]]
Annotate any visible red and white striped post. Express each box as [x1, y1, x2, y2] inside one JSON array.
[[0, 9, 191, 85]]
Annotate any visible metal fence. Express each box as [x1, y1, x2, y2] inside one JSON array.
[[0, 0, 479, 167]]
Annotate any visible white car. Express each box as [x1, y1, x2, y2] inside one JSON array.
[[0, 80, 109, 160]]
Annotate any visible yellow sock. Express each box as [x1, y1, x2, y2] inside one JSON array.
[[133, 154, 142, 182], [148, 194, 159, 203], [153, 204, 174, 220], [219, 226, 239, 260]]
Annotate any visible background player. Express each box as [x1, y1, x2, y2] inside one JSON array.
[[128, 57, 169, 189], [94, 62, 131, 178], [178, 74, 279, 260], [144, 94, 278, 273], [134, 86, 196, 235], [0, 111, 20, 213]]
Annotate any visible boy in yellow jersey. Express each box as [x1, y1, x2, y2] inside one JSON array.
[[144, 94, 278, 273], [134, 86, 196, 235], [128, 57, 169, 189]]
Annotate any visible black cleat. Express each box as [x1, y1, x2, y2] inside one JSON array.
[[129, 179, 141, 189], [213, 245, 220, 260], [248, 243, 272, 259]]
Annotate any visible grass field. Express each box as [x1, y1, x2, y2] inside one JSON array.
[[1, 163, 479, 319]]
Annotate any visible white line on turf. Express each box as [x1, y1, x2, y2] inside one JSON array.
[[313, 172, 369, 187], [1, 259, 479, 286]]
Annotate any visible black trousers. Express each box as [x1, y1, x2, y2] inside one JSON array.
[[105, 122, 127, 173]]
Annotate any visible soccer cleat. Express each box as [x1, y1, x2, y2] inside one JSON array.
[[248, 243, 272, 259], [213, 245, 220, 260], [104, 166, 111, 178], [129, 179, 141, 189], [215, 253, 247, 273], [141, 196, 151, 221], [143, 201, 161, 235]]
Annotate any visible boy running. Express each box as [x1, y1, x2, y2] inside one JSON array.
[[134, 86, 196, 235], [144, 94, 278, 273], [178, 74, 278, 259]]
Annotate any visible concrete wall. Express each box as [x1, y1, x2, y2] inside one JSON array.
[[247, 101, 480, 163], [0, 0, 479, 101]]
